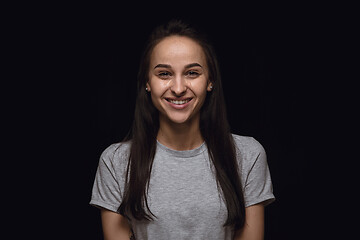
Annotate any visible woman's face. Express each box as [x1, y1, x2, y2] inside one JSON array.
[[147, 36, 212, 125]]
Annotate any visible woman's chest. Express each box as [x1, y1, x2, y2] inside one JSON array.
[[146, 156, 228, 226]]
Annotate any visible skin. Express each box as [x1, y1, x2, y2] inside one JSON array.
[[100, 209, 132, 240], [101, 35, 265, 240], [146, 36, 212, 151], [234, 204, 265, 240]]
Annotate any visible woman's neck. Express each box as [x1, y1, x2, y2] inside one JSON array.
[[157, 115, 204, 151]]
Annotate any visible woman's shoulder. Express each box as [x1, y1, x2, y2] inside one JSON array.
[[231, 134, 268, 178], [100, 140, 132, 166], [231, 133, 265, 156], [231, 134, 267, 170]]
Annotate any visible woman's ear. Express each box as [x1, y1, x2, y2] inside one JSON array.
[[146, 83, 151, 92], [207, 82, 213, 92]]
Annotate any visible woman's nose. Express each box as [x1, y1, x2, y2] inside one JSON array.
[[170, 76, 187, 96]]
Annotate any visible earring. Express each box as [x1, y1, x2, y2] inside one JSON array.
[[145, 87, 149, 92], [209, 85, 213, 90]]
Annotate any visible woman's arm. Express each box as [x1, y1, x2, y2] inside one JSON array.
[[234, 204, 265, 240], [100, 209, 132, 240]]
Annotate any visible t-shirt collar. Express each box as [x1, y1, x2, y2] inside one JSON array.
[[156, 140, 206, 158]]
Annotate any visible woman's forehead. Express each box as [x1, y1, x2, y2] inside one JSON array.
[[150, 36, 207, 69]]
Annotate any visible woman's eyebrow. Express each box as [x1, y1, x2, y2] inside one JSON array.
[[153, 63, 203, 69], [185, 63, 202, 69], [154, 64, 171, 69]]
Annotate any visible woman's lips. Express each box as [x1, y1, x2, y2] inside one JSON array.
[[164, 98, 193, 109]]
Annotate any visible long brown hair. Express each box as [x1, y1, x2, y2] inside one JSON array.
[[118, 19, 245, 230]]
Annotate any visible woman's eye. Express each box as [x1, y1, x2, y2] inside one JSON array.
[[158, 72, 172, 79], [159, 72, 170, 76], [186, 71, 200, 77]]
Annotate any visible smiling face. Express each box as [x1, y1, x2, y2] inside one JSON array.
[[146, 36, 213, 125]]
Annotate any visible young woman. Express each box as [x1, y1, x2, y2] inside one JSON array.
[[90, 20, 275, 240]]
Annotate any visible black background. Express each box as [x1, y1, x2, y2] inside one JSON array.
[[8, 2, 354, 239]]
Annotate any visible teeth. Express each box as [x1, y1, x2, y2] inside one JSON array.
[[169, 99, 190, 105]]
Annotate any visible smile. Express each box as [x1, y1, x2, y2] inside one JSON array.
[[164, 98, 193, 109], [166, 98, 192, 105]]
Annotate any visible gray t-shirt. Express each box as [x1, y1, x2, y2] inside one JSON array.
[[90, 134, 275, 240]]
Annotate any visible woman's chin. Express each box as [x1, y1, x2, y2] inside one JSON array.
[[161, 112, 195, 125], [168, 116, 190, 125]]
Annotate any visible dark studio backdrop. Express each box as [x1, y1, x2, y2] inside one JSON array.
[[12, 2, 352, 239]]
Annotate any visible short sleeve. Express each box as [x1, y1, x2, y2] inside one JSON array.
[[89, 143, 127, 213], [242, 138, 275, 207]]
